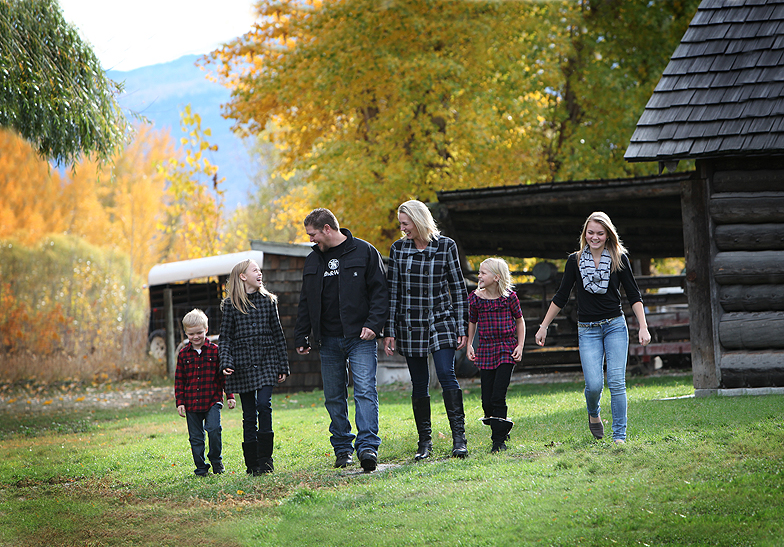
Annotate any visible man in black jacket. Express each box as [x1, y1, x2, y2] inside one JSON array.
[[295, 208, 389, 472]]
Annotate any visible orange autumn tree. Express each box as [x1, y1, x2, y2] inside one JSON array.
[[0, 128, 67, 244], [60, 124, 176, 277], [205, 0, 548, 248]]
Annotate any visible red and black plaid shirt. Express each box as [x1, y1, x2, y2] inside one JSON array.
[[174, 340, 234, 413]]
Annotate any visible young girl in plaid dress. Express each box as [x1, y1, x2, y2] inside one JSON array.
[[220, 259, 290, 474], [466, 258, 525, 453]]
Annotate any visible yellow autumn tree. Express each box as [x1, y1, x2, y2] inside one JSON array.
[[205, 0, 549, 249], [159, 105, 229, 261]]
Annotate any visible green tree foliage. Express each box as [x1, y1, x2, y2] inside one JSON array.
[[207, 0, 699, 249], [0, 0, 129, 165], [532, 0, 700, 181]]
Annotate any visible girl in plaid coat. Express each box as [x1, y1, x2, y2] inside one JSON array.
[[466, 258, 526, 453], [220, 259, 290, 475], [384, 200, 470, 460]]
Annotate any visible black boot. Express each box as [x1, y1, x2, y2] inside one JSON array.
[[443, 389, 468, 458], [490, 405, 513, 453], [257, 432, 274, 473], [242, 441, 260, 475], [490, 421, 507, 453], [412, 396, 432, 461]]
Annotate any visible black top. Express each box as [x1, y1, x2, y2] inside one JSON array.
[[294, 228, 389, 348], [552, 253, 643, 323], [320, 240, 346, 337]]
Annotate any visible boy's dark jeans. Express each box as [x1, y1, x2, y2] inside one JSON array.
[[186, 403, 223, 475]]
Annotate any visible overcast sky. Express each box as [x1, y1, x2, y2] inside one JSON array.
[[59, 0, 257, 72]]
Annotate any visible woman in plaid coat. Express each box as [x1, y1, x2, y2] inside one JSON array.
[[220, 259, 290, 475], [383, 200, 470, 459]]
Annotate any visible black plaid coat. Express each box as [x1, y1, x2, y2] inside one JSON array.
[[385, 236, 469, 357], [219, 291, 290, 393]]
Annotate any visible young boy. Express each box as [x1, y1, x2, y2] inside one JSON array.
[[175, 309, 235, 476]]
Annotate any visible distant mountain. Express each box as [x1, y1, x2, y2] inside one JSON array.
[[108, 55, 253, 209]]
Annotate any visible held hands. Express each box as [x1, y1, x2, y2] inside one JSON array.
[[639, 326, 652, 347], [177, 405, 186, 418], [383, 336, 395, 356], [457, 336, 467, 350], [222, 367, 234, 376], [227, 399, 236, 410]]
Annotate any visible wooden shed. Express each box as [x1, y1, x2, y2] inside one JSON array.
[[625, 0, 784, 395], [434, 173, 692, 374]]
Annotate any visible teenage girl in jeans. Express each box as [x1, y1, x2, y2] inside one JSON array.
[[535, 212, 651, 443]]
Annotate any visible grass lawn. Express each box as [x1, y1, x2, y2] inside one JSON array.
[[0, 374, 782, 546]]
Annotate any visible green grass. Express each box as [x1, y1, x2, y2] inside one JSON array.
[[1, 375, 782, 546]]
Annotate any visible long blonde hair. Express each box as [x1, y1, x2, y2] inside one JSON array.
[[221, 259, 277, 314], [398, 200, 440, 242], [481, 257, 514, 297], [577, 211, 628, 272]]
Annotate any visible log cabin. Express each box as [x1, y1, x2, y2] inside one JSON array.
[[625, 0, 784, 395]]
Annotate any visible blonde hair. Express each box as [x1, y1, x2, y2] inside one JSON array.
[[480, 257, 514, 297], [398, 199, 440, 242], [182, 308, 208, 330], [221, 259, 277, 314], [578, 211, 628, 272]]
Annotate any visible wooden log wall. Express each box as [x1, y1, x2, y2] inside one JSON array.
[[261, 253, 322, 393], [709, 166, 784, 388]]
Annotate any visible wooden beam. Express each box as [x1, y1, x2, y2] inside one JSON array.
[[681, 174, 719, 390]]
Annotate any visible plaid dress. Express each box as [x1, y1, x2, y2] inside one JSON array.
[[219, 291, 290, 394], [468, 291, 523, 370], [385, 236, 469, 357]]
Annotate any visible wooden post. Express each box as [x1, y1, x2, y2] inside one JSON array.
[[681, 173, 719, 393], [164, 288, 176, 379]]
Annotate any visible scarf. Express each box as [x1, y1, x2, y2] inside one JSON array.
[[579, 245, 611, 294]]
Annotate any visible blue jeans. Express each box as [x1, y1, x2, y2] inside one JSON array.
[[406, 348, 461, 398], [186, 403, 223, 475], [319, 336, 381, 455], [578, 315, 629, 441], [239, 386, 274, 443]]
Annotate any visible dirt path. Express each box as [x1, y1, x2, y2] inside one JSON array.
[[0, 382, 173, 413]]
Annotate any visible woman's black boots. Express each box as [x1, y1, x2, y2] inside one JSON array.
[[257, 432, 274, 473], [411, 396, 432, 460], [242, 441, 260, 475], [442, 389, 468, 458]]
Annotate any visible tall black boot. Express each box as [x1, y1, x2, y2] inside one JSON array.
[[257, 432, 274, 474], [242, 441, 260, 475], [412, 396, 432, 461], [442, 389, 468, 458], [490, 404, 513, 453]]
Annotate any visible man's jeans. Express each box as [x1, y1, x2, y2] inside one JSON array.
[[186, 402, 223, 475], [319, 336, 381, 456], [578, 315, 629, 441]]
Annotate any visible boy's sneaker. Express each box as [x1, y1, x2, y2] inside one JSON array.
[[359, 450, 377, 472], [334, 452, 353, 468]]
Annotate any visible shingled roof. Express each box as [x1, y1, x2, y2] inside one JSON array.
[[625, 0, 784, 163]]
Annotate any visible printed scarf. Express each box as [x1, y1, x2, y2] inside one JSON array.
[[579, 245, 611, 294]]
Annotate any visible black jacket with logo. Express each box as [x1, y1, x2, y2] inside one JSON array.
[[294, 228, 389, 349]]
